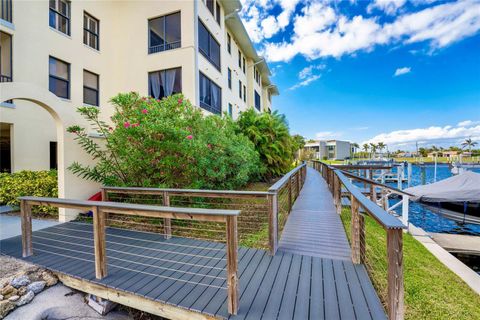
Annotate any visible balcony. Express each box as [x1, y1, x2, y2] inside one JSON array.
[[148, 41, 181, 54]]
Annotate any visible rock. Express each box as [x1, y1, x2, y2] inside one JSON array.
[[8, 295, 19, 302], [16, 290, 34, 306], [0, 300, 14, 318], [27, 281, 46, 294], [0, 294, 3, 300], [11, 275, 30, 288], [41, 271, 58, 286], [17, 286, 27, 296], [0, 285, 15, 296], [3, 288, 18, 300]]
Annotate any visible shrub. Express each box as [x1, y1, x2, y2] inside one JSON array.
[[0, 170, 58, 215], [67, 93, 262, 190], [236, 109, 298, 179]]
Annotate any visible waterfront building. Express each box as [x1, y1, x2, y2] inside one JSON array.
[[304, 140, 353, 160]]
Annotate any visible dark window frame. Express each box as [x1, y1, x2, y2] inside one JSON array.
[[238, 80, 242, 99], [148, 11, 182, 54], [242, 57, 246, 73], [243, 85, 246, 102], [83, 11, 99, 50], [83, 69, 99, 106], [198, 19, 221, 71], [0, 31, 13, 83], [148, 67, 182, 100], [48, 56, 70, 99], [49, 141, 58, 170], [238, 50, 241, 68], [227, 68, 232, 89], [215, 2, 221, 25], [228, 103, 233, 117], [227, 33, 231, 54], [49, 0, 71, 36], [199, 72, 222, 114], [254, 90, 261, 111], [1, 0, 12, 23]]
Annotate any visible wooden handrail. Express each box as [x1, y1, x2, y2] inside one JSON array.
[[19, 196, 240, 315]]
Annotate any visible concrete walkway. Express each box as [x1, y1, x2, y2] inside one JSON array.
[[278, 167, 351, 260], [0, 214, 59, 240]]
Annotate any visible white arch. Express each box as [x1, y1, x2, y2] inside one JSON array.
[[1, 82, 99, 221]]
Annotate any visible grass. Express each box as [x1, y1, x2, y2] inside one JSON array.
[[340, 206, 480, 319]]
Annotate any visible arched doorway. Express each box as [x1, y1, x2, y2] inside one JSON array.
[[0, 82, 99, 221]]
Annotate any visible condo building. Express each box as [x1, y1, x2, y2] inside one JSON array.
[[0, 0, 279, 174]]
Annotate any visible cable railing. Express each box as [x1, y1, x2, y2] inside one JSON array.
[[310, 160, 406, 320], [19, 196, 240, 315]]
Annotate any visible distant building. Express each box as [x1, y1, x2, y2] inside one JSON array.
[[304, 140, 352, 160], [427, 151, 458, 158], [396, 152, 418, 158]]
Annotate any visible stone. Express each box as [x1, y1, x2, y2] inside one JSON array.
[[16, 290, 34, 306], [27, 281, 46, 294], [11, 275, 30, 288], [0, 294, 3, 300], [3, 287, 18, 300], [0, 285, 15, 296], [17, 286, 27, 296], [0, 300, 14, 318], [8, 295, 19, 302], [41, 271, 58, 286]]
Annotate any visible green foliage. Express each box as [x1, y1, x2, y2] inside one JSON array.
[[236, 109, 297, 179], [0, 171, 58, 215], [68, 93, 262, 190]]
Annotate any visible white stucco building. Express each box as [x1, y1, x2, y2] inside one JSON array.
[[304, 140, 354, 160]]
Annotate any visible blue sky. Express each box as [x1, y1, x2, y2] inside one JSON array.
[[240, 0, 480, 151]]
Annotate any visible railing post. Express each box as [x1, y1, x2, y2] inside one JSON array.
[[288, 176, 293, 210], [296, 170, 301, 198], [335, 175, 342, 215], [267, 193, 278, 255], [101, 189, 109, 226], [226, 216, 239, 315], [162, 191, 172, 239], [93, 206, 107, 279], [20, 200, 33, 257], [387, 229, 404, 320], [401, 195, 409, 228], [350, 196, 365, 264]]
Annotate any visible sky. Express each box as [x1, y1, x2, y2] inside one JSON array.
[[239, 0, 480, 151]]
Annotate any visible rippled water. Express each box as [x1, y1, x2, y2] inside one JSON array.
[[387, 164, 480, 235]]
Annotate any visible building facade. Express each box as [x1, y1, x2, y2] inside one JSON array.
[[304, 140, 353, 160], [0, 0, 279, 174]]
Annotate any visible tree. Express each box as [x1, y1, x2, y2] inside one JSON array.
[[461, 138, 478, 152], [67, 93, 262, 190], [352, 143, 360, 159], [362, 143, 369, 158], [377, 142, 386, 154], [370, 143, 377, 158]]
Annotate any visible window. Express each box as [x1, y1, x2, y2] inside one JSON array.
[[242, 57, 246, 73], [254, 91, 261, 111], [206, 0, 214, 15], [243, 85, 246, 102], [149, 67, 182, 99], [199, 72, 221, 114], [215, 2, 221, 25], [149, 12, 181, 54], [0, 31, 12, 83], [227, 33, 231, 54], [198, 20, 220, 70], [0, 123, 11, 173], [238, 80, 242, 99], [1, 0, 12, 23], [49, 0, 70, 35], [84, 12, 99, 50], [227, 68, 232, 89], [238, 50, 241, 68], [49, 141, 57, 170], [83, 70, 99, 106], [49, 56, 70, 99], [228, 103, 233, 117]]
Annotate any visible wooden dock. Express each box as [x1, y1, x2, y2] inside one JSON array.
[[0, 167, 386, 320]]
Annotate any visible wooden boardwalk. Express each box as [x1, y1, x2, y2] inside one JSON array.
[[0, 168, 385, 319], [279, 168, 351, 260]]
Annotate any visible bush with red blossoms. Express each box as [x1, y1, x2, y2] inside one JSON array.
[[67, 93, 263, 189]]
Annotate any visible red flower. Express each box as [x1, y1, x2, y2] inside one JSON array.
[[124, 122, 131, 128], [186, 135, 193, 140], [207, 144, 212, 149], [142, 109, 148, 114], [108, 126, 113, 131], [132, 123, 140, 128], [178, 98, 183, 104]]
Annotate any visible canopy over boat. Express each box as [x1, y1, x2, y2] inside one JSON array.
[[405, 171, 480, 203]]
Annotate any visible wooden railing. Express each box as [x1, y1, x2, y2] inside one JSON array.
[[102, 163, 307, 255], [311, 161, 406, 320], [19, 196, 241, 315]]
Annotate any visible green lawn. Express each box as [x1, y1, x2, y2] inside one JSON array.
[[340, 207, 480, 320]]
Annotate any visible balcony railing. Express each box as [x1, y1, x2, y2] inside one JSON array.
[[1, 0, 12, 23], [148, 41, 181, 54], [0, 75, 12, 82]]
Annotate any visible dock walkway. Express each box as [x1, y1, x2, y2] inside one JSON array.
[[0, 168, 385, 319]]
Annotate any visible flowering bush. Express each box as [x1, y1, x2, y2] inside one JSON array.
[[67, 93, 262, 189]]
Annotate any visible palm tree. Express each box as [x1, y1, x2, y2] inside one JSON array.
[[362, 144, 369, 159], [352, 143, 360, 159], [377, 142, 386, 155], [370, 143, 377, 158], [461, 137, 478, 152]]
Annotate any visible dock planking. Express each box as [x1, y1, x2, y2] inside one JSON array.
[[0, 167, 386, 319]]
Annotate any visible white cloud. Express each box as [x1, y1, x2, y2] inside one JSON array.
[[289, 63, 326, 90], [262, 0, 480, 62], [364, 121, 480, 149], [394, 66, 411, 76], [368, 0, 407, 15]]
